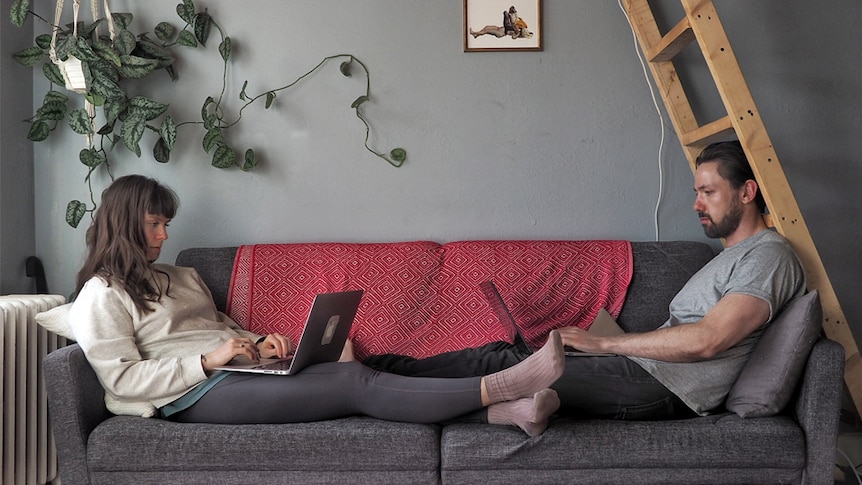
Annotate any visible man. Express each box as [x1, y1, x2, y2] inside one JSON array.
[[360, 141, 806, 419]]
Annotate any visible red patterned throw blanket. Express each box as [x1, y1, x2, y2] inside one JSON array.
[[227, 240, 633, 360]]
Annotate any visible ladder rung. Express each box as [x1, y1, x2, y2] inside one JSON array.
[[648, 17, 695, 62], [680, 116, 735, 147]]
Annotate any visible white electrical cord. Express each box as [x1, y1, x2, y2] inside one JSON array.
[[837, 447, 862, 485], [617, 0, 667, 242]]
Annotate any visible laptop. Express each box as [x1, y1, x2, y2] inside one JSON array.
[[479, 281, 623, 357], [214, 289, 364, 375]]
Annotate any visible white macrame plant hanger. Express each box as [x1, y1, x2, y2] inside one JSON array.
[[48, 0, 115, 146]]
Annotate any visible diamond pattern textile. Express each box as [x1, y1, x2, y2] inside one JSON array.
[[227, 240, 632, 359]]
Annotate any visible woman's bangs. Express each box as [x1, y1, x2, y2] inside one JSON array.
[[147, 186, 179, 219]]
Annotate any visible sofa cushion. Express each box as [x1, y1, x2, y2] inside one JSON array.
[[87, 415, 440, 484], [725, 290, 822, 418], [176, 246, 240, 312], [620, 241, 716, 332], [440, 415, 804, 484]]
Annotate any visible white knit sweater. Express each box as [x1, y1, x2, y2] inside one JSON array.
[[69, 264, 261, 417]]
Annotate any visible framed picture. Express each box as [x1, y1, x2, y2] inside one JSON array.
[[464, 0, 542, 52]]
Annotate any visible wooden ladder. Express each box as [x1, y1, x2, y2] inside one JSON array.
[[621, 0, 862, 416]]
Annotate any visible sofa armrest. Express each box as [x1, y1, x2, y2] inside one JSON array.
[[44, 343, 112, 485], [793, 338, 844, 484]]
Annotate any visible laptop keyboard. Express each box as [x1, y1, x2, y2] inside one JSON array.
[[253, 359, 293, 371]]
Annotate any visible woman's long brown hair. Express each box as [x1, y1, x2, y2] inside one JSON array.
[[74, 175, 179, 313]]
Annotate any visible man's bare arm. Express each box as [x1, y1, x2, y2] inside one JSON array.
[[557, 293, 770, 362]]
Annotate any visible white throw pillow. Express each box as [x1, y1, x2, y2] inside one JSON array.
[[35, 303, 75, 340]]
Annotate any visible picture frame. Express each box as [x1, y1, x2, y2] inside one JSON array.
[[464, 0, 543, 52]]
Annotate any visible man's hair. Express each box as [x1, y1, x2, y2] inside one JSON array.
[[74, 175, 179, 312], [695, 140, 766, 213]]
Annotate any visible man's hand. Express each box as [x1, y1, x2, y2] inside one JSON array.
[[557, 326, 609, 354], [257, 333, 294, 359], [556, 293, 770, 362]]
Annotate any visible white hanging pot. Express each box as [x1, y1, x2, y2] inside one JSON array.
[[48, 0, 116, 94]]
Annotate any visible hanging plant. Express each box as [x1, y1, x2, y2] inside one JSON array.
[[10, 0, 407, 228]]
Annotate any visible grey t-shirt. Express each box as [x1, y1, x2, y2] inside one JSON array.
[[629, 229, 805, 415]]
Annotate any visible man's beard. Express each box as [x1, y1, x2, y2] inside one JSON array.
[[700, 198, 743, 239]]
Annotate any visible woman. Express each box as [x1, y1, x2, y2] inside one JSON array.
[[69, 175, 564, 436]]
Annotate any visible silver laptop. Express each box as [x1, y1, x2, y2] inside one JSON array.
[[479, 281, 623, 357], [214, 289, 364, 375]]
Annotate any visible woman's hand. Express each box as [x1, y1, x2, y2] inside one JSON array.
[[257, 333, 294, 359], [201, 336, 260, 372]]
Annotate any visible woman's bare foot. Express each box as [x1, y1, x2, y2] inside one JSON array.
[[339, 339, 356, 362]]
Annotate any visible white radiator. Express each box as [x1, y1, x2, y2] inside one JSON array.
[[1, 295, 67, 485]]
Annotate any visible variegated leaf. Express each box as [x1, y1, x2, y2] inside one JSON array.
[[27, 121, 50, 142], [12, 46, 44, 67], [121, 115, 145, 157], [65, 200, 87, 228], [10, 0, 30, 27], [212, 144, 236, 168], [68, 108, 93, 135], [159, 115, 177, 150]]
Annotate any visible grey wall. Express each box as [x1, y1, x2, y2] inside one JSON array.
[[5, 1, 861, 347], [0, 9, 35, 294]]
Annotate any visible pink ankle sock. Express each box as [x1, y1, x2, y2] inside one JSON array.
[[487, 389, 560, 437], [484, 330, 564, 403]]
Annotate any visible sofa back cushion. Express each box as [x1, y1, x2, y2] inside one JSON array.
[[224, 240, 633, 359], [620, 241, 716, 333], [176, 246, 239, 312]]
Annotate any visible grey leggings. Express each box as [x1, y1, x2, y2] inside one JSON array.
[[172, 361, 483, 424]]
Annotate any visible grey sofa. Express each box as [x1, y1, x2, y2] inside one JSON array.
[[43, 241, 844, 484]]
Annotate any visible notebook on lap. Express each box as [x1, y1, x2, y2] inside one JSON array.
[[214, 289, 364, 375], [479, 281, 623, 357]]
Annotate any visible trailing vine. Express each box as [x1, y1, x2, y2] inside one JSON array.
[[9, 0, 406, 228]]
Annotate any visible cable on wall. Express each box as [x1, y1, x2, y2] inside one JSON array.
[[836, 447, 862, 485], [617, 0, 667, 241]]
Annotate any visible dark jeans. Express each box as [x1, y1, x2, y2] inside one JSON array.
[[363, 341, 525, 377], [363, 341, 695, 421]]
